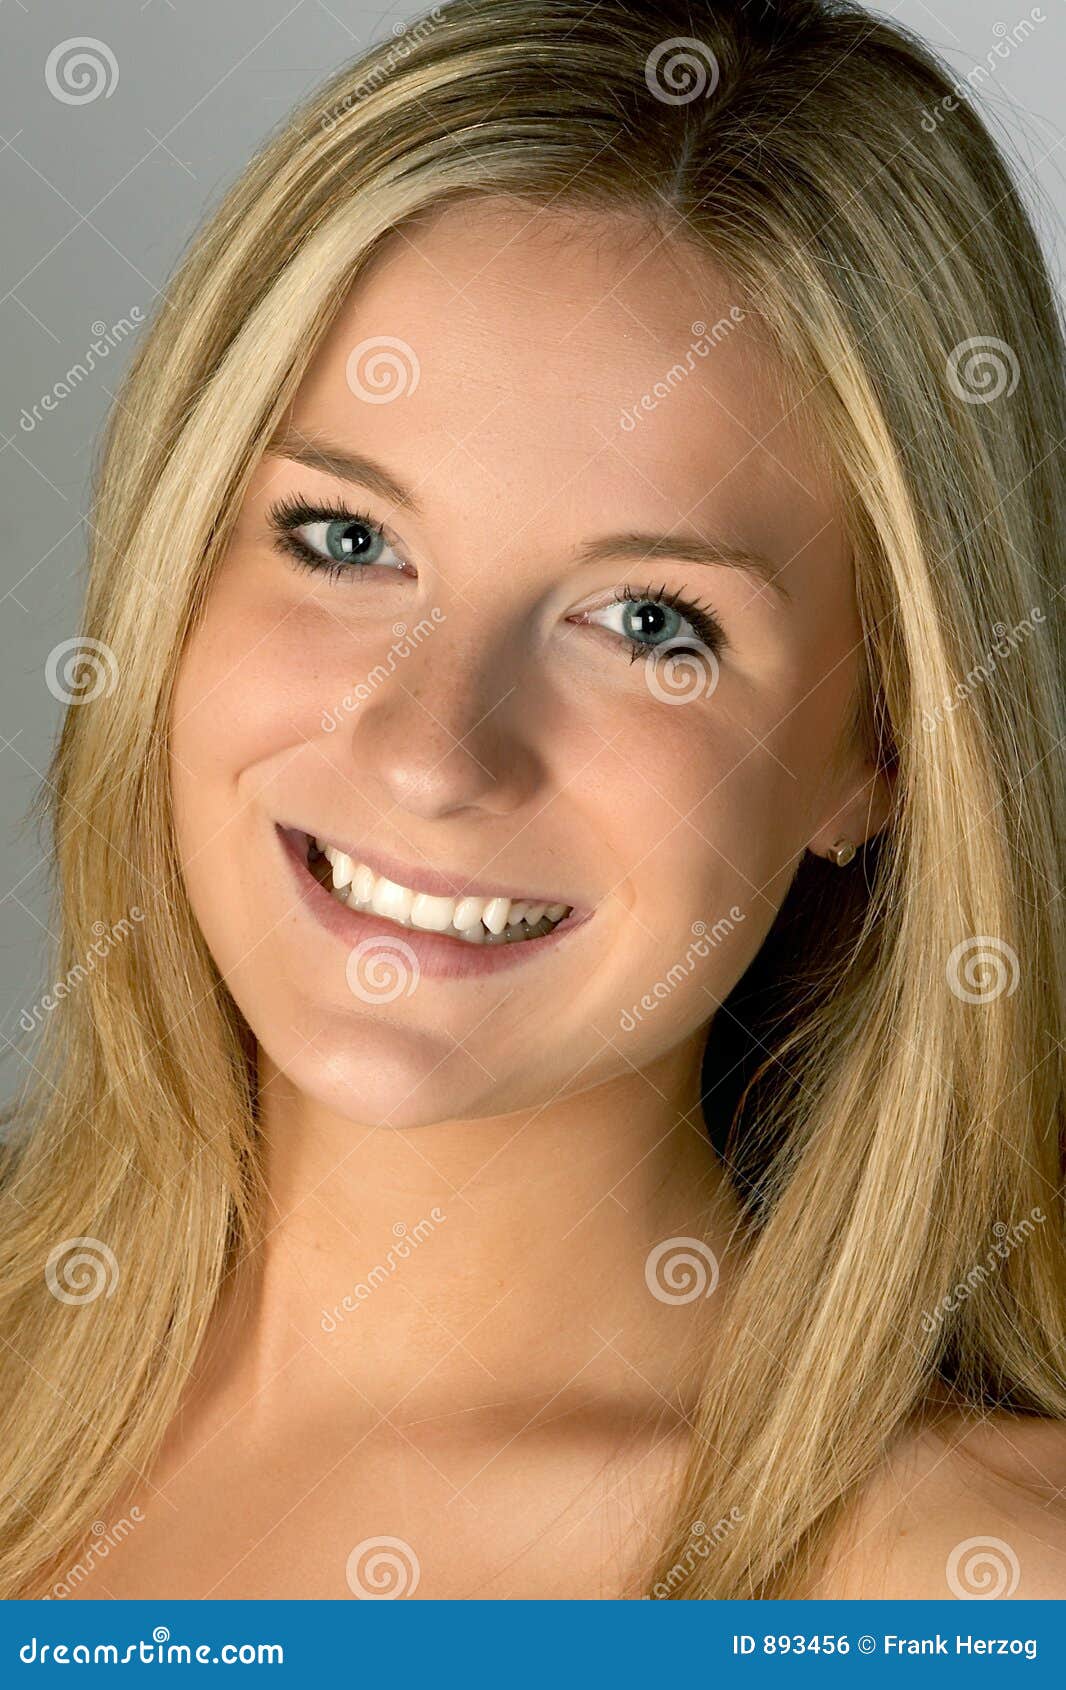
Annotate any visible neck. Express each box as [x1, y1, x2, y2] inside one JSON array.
[[205, 1031, 743, 1426]]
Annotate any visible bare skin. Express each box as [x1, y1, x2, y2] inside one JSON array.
[[67, 1054, 740, 1599], [58, 200, 1066, 1600], [810, 1408, 1066, 1600]]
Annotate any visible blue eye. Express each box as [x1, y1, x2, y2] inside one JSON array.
[[269, 495, 406, 578], [579, 583, 727, 663], [268, 496, 727, 667]]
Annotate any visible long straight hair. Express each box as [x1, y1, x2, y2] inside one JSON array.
[[2, 0, 1064, 1598]]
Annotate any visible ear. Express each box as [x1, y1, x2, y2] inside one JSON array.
[[806, 755, 895, 859]]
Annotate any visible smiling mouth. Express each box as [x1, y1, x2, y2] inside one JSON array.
[[302, 833, 574, 946]]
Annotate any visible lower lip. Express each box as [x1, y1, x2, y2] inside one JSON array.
[[276, 826, 591, 981]]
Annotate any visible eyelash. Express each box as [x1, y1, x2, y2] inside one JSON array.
[[266, 495, 728, 662], [267, 493, 399, 583], [611, 582, 726, 663]]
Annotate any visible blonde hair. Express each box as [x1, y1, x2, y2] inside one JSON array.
[[2, 0, 1064, 1599]]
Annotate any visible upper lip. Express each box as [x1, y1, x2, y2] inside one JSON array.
[[281, 823, 584, 913]]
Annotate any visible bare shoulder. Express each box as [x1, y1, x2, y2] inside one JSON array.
[[809, 1409, 1066, 1599]]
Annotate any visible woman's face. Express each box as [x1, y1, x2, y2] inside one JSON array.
[[170, 200, 890, 1129]]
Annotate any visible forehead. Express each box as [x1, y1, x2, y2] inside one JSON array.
[[286, 198, 839, 573]]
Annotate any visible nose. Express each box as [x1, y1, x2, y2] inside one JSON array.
[[343, 632, 543, 821]]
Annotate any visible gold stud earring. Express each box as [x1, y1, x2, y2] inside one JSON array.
[[826, 838, 856, 866]]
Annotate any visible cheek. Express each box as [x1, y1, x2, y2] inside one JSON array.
[[576, 679, 802, 893], [172, 592, 319, 774], [638, 620, 863, 891], [563, 699, 795, 1026], [167, 572, 326, 961], [568, 639, 864, 1050]]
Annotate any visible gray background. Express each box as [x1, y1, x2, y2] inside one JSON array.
[[1, 0, 1063, 1071]]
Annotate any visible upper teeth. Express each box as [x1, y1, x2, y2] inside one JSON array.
[[314, 840, 570, 945]]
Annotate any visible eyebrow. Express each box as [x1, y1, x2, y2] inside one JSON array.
[[268, 430, 791, 602]]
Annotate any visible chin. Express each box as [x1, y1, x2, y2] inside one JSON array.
[[249, 1014, 525, 1130]]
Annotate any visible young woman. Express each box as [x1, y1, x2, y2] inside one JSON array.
[[3, 0, 1065, 1600]]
